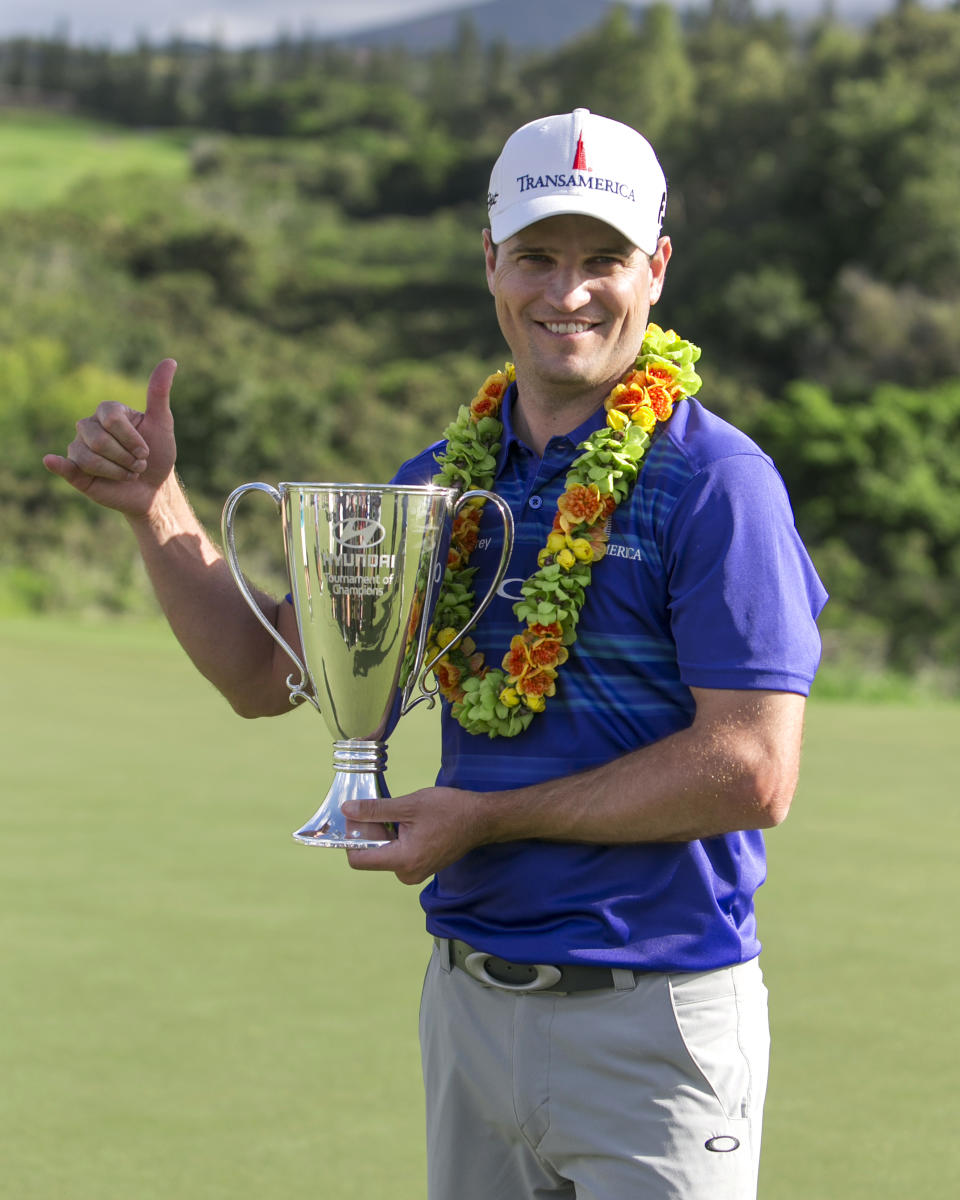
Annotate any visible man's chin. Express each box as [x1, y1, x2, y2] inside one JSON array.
[[524, 357, 625, 396]]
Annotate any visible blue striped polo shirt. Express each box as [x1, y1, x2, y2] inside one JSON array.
[[392, 385, 827, 971]]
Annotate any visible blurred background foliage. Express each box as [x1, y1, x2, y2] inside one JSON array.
[[2, 0, 959, 692]]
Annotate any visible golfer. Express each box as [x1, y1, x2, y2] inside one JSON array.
[[45, 109, 827, 1200]]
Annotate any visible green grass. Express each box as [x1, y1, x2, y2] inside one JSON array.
[[760, 700, 960, 1198], [2, 617, 957, 1198], [0, 110, 190, 210]]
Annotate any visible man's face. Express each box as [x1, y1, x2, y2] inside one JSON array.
[[483, 214, 671, 404]]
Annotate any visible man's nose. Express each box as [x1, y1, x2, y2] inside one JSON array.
[[544, 267, 592, 311]]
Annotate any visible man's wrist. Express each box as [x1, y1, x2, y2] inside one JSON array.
[[126, 473, 196, 542]]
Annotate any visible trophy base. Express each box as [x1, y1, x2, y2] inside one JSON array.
[[292, 739, 396, 850]]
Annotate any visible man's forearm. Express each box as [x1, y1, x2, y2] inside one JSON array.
[[479, 690, 804, 847], [344, 689, 807, 885], [126, 475, 293, 717]]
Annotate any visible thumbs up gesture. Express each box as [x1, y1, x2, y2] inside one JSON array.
[[43, 359, 179, 518]]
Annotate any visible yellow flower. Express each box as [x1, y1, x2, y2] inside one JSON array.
[[570, 538, 594, 562], [606, 408, 630, 431], [505, 362, 516, 382], [633, 405, 657, 433], [436, 627, 458, 649], [499, 687, 521, 708], [523, 694, 547, 713], [537, 548, 553, 567], [546, 531, 567, 554], [556, 548, 576, 570]]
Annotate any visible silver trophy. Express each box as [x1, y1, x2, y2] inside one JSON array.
[[221, 483, 513, 849]]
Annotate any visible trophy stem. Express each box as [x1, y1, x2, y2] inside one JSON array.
[[292, 740, 395, 849]]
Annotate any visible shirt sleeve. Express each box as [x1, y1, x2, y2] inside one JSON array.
[[663, 452, 828, 695]]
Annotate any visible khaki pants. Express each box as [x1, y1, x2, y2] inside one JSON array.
[[420, 943, 769, 1200]]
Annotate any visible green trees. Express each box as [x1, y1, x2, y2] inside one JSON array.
[[745, 379, 960, 681], [3, 4, 960, 689]]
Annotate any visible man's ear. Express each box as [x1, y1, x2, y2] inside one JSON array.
[[482, 229, 498, 296], [649, 236, 672, 305]]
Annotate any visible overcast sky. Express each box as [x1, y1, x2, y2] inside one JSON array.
[[0, 0, 928, 46], [0, 0, 492, 46]]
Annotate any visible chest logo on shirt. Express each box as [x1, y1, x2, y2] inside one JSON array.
[[605, 543, 644, 563], [496, 577, 527, 601], [495, 542, 643, 600]]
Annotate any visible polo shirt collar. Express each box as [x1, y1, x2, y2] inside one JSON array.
[[497, 383, 610, 474]]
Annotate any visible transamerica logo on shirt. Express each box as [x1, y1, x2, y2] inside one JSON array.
[[515, 173, 636, 202], [605, 543, 643, 562]]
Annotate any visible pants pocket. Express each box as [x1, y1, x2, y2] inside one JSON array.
[[669, 968, 761, 1122]]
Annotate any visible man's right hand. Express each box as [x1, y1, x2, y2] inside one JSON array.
[[43, 358, 179, 518]]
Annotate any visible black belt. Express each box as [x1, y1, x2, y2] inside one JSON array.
[[437, 937, 638, 995]]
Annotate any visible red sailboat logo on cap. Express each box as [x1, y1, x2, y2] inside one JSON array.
[[572, 131, 589, 171]]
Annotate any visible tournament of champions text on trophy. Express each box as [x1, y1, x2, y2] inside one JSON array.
[[222, 483, 513, 849]]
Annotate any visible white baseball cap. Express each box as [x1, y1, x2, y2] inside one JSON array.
[[486, 108, 667, 255]]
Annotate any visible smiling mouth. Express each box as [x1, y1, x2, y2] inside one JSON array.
[[540, 320, 596, 335]]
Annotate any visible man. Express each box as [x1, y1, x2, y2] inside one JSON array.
[[45, 110, 827, 1199]]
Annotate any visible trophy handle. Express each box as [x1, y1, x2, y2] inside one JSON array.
[[403, 488, 514, 714], [221, 482, 320, 711]]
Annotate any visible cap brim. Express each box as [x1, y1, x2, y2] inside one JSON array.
[[490, 193, 658, 256]]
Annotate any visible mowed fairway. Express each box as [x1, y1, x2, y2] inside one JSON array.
[[0, 111, 189, 210], [2, 618, 957, 1199]]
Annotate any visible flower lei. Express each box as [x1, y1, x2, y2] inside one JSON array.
[[427, 322, 702, 738]]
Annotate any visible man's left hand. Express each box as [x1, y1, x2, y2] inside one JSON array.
[[342, 788, 488, 884]]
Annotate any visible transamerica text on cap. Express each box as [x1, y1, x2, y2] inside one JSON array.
[[515, 173, 636, 201]]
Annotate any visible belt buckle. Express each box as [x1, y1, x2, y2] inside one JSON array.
[[463, 951, 562, 993]]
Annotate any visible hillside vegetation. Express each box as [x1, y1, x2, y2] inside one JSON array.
[[2, 2, 959, 690]]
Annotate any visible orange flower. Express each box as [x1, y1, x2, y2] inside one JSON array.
[[516, 667, 558, 698], [530, 621, 563, 639], [557, 484, 605, 531], [605, 383, 637, 411], [405, 596, 424, 641], [435, 659, 461, 689], [644, 383, 674, 421], [643, 363, 681, 393], [620, 369, 645, 390], [470, 393, 499, 420], [503, 629, 568, 679], [607, 371, 677, 425], [447, 545, 463, 570], [529, 637, 568, 668], [469, 373, 507, 420], [434, 658, 465, 702], [452, 508, 481, 555], [503, 637, 531, 679]]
